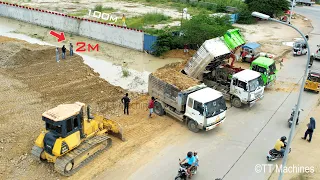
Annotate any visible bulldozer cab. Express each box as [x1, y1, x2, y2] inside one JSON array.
[[304, 71, 320, 93], [42, 102, 87, 138]]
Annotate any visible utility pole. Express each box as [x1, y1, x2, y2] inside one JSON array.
[[289, 0, 295, 24], [251, 12, 311, 180]]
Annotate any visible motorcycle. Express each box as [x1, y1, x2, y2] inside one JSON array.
[[267, 142, 291, 161], [288, 107, 303, 128], [175, 159, 197, 180]]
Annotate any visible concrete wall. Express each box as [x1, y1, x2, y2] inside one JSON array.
[[0, 1, 144, 51]]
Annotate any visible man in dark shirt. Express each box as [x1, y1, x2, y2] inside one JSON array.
[[121, 93, 130, 115], [62, 45, 66, 59]]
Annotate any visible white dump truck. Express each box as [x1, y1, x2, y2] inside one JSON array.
[[148, 74, 227, 133], [183, 37, 265, 108]]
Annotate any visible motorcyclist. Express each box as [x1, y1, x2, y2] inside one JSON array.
[[291, 105, 302, 125], [274, 136, 287, 157], [180, 151, 196, 178], [194, 151, 199, 167]]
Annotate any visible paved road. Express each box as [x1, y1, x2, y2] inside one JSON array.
[[127, 6, 320, 180]]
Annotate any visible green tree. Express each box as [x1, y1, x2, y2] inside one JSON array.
[[245, 0, 290, 17], [181, 14, 233, 45], [152, 15, 233, 56], [152, 33, 173, 57]]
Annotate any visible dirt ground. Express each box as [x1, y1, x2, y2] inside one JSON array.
[[0, 36, 185, 180], [2, 0, 183, 19], [0, 2, 315, 180], [269, 102, 320, 180]]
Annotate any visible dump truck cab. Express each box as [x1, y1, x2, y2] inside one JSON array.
[[250, 57, 277, 87], [184, 87, 227, 131], [241, 42, 261, 63], [230, 69, 265, 107]]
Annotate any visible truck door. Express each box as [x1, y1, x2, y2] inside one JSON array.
[[232, 79, 248, 100], [192, 100, 204, 124], [186, 98, 204, 123]]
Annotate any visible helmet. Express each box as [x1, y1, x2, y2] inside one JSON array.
[[187, 151, 193, 158], [280, 136, 287, 142]]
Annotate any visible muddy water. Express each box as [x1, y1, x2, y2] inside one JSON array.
[[0, 17, 182, 92]]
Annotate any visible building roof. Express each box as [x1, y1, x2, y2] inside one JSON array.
[[203, 37, 231, 57], [243, 42, 261, 50], [42, 102, 85, 122], [252, 57, 275, 66], [188, 87, 223, 104], [233, 69, 261, 82]]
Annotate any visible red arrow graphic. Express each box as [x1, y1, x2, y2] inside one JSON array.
[[49, 31, 66, 42]]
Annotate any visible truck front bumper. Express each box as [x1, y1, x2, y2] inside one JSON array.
[[203, 117, 226, 131], [249, 94, 264, 107]]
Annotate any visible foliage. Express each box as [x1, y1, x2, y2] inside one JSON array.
[[237, 9, 256, 24], [94, 4, 103, 12], [181, 14, 232, 45], [152, 14, 233, 56], [237, 5, 256, 24], [125, 13, 171, 30], [316, 0, 320, 4], [121, 65, 131, 77], [245, 0, 290, 17], [152, 33, 173, 57], [93, 4, 115, 13]]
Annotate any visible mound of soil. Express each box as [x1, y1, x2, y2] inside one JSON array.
[[153, 62, 200, 90]]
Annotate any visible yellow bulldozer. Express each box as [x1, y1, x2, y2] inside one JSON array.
[[31, 102, 125, 176]]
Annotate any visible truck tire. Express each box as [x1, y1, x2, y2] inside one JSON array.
[[154, 101, 164, 116], [187, 120, 200, 133], [231, 97, 242, 108]]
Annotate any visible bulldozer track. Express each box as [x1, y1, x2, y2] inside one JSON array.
[[54, 135, 112, 176], [31, 145, 42, 159]]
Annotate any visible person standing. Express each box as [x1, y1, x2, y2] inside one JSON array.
[[148, 97, 155, 118], [69, 42, 73, 56], [302, 117, 316, 142], [279, 59, 284, 69], [55, 47, 60, 62], [62, 45, 66, 59], [122, 14, 126, 27], [184, 44, 189, 54], [121, 93, 130, 115]]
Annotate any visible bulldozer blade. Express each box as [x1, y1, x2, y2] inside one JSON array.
[[104, 119, 126, 142]]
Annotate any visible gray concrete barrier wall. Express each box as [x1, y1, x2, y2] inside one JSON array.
[[0, 1, 144, 51]]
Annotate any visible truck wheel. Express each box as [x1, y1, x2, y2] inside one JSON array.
[[187, 120, 200, 133], [231, 97, 242, 108], [154, 101, 164, 116]]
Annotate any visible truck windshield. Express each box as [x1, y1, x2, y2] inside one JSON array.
[[269, 63, 276, 73], [204, 97, 227, 118], [248, 76, 264, 92]]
